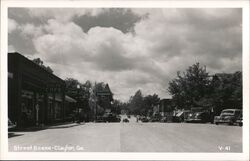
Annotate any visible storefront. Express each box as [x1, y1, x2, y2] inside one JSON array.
[[8, 52, 66, 127]]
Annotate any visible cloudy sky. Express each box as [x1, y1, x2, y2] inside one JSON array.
[[8, 8, 242, 101]]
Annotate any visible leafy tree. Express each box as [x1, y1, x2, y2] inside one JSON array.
[[33, 58, 53, 73], [119, 102, 130, 115], [89, 82, 114, 115], [65, 78, 92, 110], [128, 90, 144, 115], [33, 58, 43, 66], [209, 71, 242, 114], [112, 99, 123, 114], [126, 90, 161, 115], [168, 63, 242, 114], [168, 63, 210, 109], [143, 94, 160, 115]]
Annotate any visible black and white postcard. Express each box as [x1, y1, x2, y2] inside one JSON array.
[[1, 0, 249, 160]]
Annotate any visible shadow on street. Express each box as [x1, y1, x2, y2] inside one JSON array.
[[8, 132, 24, 138], [8, 122, 83, 132]]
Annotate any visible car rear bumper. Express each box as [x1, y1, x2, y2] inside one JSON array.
[[214, 120, 232, 123], [186, 118, 203, 122]]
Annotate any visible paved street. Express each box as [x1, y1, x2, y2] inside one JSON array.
[[9, 119, 242, 152]]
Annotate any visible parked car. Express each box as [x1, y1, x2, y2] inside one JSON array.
[[150, 116, 161, 122], [103, 113, 120, 122], [96, 116, 105, 122], [183, 110, 191, 122], [116, 115, 121, 122], [8, 118, 16, 129], [160, 116, 168, 122], [235, 113, 243, 126], [214, 109, 242, 125], [140, 116, 149, 122], [122, 118, 129, 123], [173, 111, 184, 122], [186, 111, 210, 123]]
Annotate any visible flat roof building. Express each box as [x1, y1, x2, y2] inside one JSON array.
[[8, 52, 68, 127]]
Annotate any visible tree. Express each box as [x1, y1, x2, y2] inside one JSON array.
[[33, 58, 43, 66], [143, 94, 160, 116], [65, 78, 92, 109], [128, 90, 144, 115], [209, 71, 242, 114], [168, 63, 242, 114], [112, 99, 123, 114], [33, 58, 53, 73], [89, 82, 114, 115], [65, 78, 80, 89], [168, 63, 210, 109]]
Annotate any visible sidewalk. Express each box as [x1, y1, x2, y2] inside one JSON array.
[[9, 122, 84, 132], [48, 122, 84, 129]]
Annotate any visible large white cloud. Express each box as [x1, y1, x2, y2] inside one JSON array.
[[9, 8, 242, 101], [8, 18, 18, 33], [20, 23, 44, 37]]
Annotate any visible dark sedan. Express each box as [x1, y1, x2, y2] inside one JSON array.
[[103, 113, 120, 122], [186, 112, 210, 123], [214, 109, 242, 125]]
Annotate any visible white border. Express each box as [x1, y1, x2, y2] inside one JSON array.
[[1, 0, 249, 160]]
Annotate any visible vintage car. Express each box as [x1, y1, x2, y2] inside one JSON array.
[[214, 109, 242, 125], [235, 113, 243, 126], [102, 113, 121, 122], [140, 116, 149, 122], [122, 118, 129, 122], [172, 111, 185, 122], [160, 116, 168, 122], [96, 116, 106, 122], [186, 111, 210, 123], [150, 117, 161, 122]]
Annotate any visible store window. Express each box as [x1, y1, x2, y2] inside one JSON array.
[[55, 101, 62, 119], [55, 93, 62, 119], [21, 90, 35, 126], [48, 94, 53, 122]]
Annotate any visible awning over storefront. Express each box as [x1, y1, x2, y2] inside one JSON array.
[[65, 95, 77, 103]]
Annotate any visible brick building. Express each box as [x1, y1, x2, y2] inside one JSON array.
[[8, 52, 74, 127]]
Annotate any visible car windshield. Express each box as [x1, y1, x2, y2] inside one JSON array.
[[221, 110, 234, 115]]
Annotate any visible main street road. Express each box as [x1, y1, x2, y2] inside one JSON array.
[[8, 121, 242, 152]]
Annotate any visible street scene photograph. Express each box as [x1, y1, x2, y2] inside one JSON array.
[[7, 7, 243, 153]]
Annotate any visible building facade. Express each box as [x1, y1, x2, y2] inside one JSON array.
[[88, 83, 113, 120], [8, 52, 69, 127]]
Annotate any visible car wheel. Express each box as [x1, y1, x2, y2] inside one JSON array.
[[239, 122, 243, 126], [215, 122, 218, 125]]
